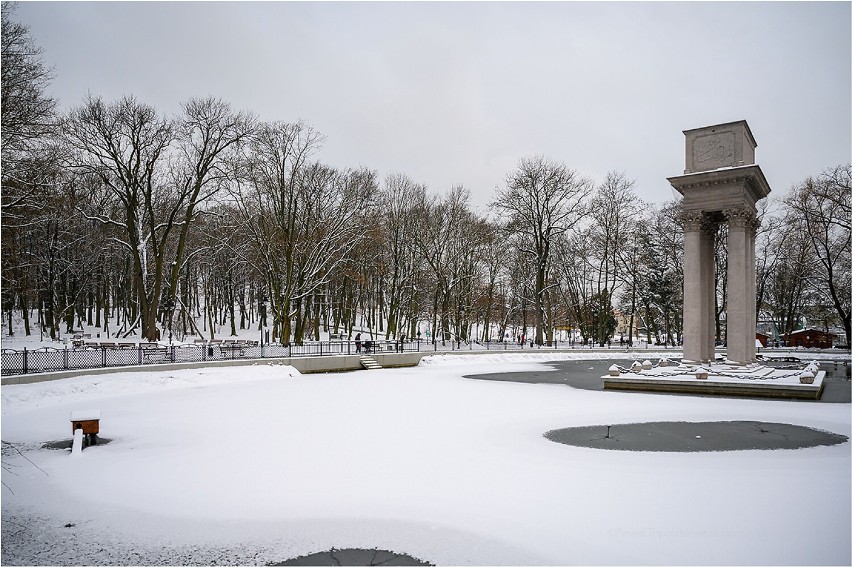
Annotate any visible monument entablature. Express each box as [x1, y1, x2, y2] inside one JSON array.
[[668, 165, 771, 214]]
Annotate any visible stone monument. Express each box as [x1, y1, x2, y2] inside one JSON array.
[[667, 120, 771, 364]]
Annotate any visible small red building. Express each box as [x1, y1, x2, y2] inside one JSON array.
[[756, 332, 770, 347], [783, 329, 836, 349]]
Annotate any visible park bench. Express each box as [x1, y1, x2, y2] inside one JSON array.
[[71, 332, 92, 347], [138, 343, 169, 363], [220, 339, 248, 356]]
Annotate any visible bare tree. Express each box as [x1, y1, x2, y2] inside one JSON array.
[[233, 120, 322, 342], [554, 229, 595, 344], [784, 166, 851, 343], [1, 4, 62, 336], [291, 164, 377, 342], [763, 217, 814, 337], [1, 2, 57, 198], [378, 173, 428, 339], [63, 95, 174, 340], [234, 121, 375, 343], [410, 186, 476, 345], [165, 97, 256, 332], [810, 164, 851, 231], [587, 171, 642, 345], [477, 218, 509, 342], [492, 156, 593, 345]]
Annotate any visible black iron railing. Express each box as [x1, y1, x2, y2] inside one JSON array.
[[0, 339, 423, 377]]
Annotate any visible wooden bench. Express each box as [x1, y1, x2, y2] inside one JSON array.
[[220, 341, 246, 356], [71, 333, 92, 347], [142, 347, 170, 363]]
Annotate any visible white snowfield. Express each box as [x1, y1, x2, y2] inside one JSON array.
[[1, 353, 849, 565]]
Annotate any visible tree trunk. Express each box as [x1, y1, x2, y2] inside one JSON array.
[[534, 264, 546, 345]]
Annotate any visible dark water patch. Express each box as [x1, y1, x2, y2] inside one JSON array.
[[545, 421, 848, 452], [464, 358, 637, 391], [270, 548, 432, 566], [41, 437, 112, 450]]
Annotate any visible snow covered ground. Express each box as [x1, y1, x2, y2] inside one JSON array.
[[2, 353, 850, 565]]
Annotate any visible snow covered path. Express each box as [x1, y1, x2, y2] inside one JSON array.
[[2, 354, 850, 565]]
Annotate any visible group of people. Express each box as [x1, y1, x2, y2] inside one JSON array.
[[354, 333, 372, 353], [353, 332, 408, 354]]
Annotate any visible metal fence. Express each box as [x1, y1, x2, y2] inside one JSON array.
[[0, 337, 585, 377], [0, 339, 424, 377], [464, 340, 564, 351]]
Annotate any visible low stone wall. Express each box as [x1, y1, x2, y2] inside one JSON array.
[[0, 352, 430, 385], [371, 352, 429, 368]]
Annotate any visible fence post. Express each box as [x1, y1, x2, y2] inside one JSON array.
[[64, 346, 68, 370], [102, 346, 107, 367], [138, 344, 143, 365], [22, 348, 28, 375], [170, 345, 175, 363]]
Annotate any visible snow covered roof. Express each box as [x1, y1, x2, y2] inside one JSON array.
[[70, 409, 101, 421], [785, 328, 836, 337]]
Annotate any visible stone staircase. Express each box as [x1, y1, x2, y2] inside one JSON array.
[[359, 355, 382, 370]]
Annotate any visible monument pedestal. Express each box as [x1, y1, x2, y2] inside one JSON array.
[[602, 360, 826, 400]]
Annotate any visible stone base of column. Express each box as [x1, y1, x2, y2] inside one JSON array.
[[725, 358, 757, 366]]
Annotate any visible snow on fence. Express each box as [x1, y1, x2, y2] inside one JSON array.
[[0, 340, 424, 377]]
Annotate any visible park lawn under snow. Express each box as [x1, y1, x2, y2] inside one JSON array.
[[1, 353, 850, 566]]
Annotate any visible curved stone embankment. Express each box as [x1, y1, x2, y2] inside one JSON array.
[[0, 352, 429, 385]]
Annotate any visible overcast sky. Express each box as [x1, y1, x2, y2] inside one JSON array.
[[12, 1, 852, 210]]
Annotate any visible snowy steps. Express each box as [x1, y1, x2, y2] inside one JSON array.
[[359, 355, 382, 370]]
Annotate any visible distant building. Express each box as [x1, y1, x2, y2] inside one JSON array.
[[782, 328, 837, 349], [756, 332, 770, 347]]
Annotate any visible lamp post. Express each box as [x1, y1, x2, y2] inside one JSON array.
[[458, 306, 465, 350], [163, 297, 175, 345], [259, 294, 267, 352]]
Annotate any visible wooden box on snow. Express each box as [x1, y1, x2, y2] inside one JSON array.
[[70, 410, 101, 435]]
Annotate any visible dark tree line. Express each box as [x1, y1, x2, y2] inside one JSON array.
[[2, 7, 849, 348]]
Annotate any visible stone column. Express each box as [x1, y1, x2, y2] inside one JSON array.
[[725, 207, 758, 364], [746, 215, 758, 360], [700, 217, 718, 360], [682, 210, 716, 363]]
